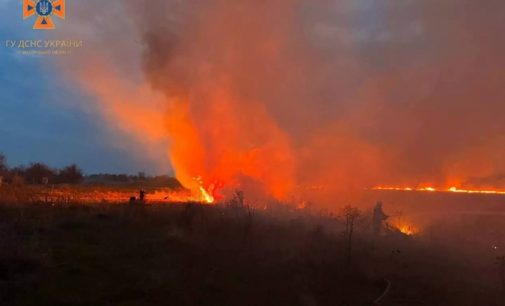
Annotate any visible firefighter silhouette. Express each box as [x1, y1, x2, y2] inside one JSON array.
[[373, 201, 389, 235]]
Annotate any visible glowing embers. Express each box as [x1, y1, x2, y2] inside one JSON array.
[[446, 186, 505, 195], [388, 215, 419, 236], [372, 186, 505, 195], [12, 185, 225, 205], [395, 224, 418, 236]]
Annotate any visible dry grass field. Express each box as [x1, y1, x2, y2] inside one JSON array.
[[0, 186, 504, 305]]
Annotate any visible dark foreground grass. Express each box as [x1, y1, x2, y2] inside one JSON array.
[[0, 202, 502, 306]]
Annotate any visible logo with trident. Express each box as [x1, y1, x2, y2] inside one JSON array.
[[23, 0, 65, 30]]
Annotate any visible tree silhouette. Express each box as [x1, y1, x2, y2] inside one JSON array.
[[0, 153, 6, 176], [57, 164, 83, 184], [25, 163, 55, 184], [341, 205, 362, 265]]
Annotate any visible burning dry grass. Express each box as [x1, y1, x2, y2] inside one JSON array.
[[387, 215, 420, 236], [373, 185, 505, 195], [0, 185, 207, 205]]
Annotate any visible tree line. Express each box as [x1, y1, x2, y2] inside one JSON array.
[[0, 153, 83, 185], [0, 153, 183, 189]]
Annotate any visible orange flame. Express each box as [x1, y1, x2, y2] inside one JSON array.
[[372, 186, 505, 195], [395, 224, 418, 236], [194, 177, 224, 204], [388, 217, 419, 236], [164, 90, 296, 201]]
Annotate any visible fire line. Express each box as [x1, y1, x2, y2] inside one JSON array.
[[372, 186, 505, 195]]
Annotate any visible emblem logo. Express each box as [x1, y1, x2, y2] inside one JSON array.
[[23, 0, 65, 30]]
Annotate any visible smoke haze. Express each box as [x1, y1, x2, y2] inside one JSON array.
[[54, 0, 505, 201]]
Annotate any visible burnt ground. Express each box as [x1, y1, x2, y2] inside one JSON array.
[[0, 202, 503, 306]]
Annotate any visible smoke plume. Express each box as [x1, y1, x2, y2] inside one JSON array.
[[53, 0, 505, 202]]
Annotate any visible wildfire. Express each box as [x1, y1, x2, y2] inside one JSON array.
[[193, 177, 224, 204], [199, 185, 214, 203], [388, 217, 419, 236], [395, 224, 417, 236], [372, 186, 505, 195]]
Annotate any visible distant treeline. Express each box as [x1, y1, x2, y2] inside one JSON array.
[[0, 153, 183, 188], [84, 174, 183, 189]]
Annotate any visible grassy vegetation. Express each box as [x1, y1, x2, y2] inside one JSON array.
[[0, 198, 502, 305], [0, 184, 186, 205]]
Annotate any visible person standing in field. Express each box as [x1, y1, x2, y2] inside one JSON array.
[[373, 201, 389, 236]]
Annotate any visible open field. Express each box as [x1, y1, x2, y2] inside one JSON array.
[[0, 185, 195, 205], [0, 189, 504, 305]]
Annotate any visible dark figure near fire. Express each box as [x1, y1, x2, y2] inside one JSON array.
[[129, 190, 146, 205], [373, 201, 389, 235]]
